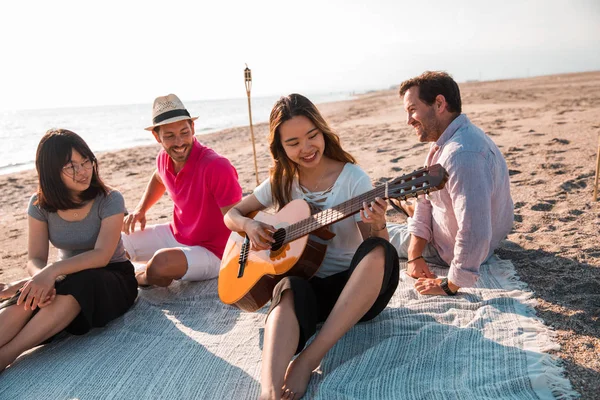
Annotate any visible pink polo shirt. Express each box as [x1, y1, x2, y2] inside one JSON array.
[[156, 138, 242, 259]]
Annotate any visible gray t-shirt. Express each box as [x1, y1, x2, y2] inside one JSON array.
[[28, 190, 128, 263]]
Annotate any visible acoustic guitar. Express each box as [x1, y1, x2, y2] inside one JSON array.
[[218, 164, 448, 312]]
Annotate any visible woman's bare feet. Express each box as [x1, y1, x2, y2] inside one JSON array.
[[281, 355, 317, 399]]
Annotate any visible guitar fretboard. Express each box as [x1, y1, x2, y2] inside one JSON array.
[[276, 165, 445, 246], [284, 185, 387, 243]]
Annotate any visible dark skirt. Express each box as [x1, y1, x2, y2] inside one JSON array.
[[55, 260, 138, 335], [267, 237, 399, 354]]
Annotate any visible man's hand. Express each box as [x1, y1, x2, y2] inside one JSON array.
[[407, 258, 436, 279], [415, 278, 459, 296], [122, 209, 147, 235]]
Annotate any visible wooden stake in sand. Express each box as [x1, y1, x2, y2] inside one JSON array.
[[594, 133, 600, 201], [244, 65, 260, 186]]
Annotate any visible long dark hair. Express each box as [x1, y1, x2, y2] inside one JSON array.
[[268, 94, 356, 210], [35, 129, 108, 212]]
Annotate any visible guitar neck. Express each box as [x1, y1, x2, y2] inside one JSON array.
[[284, 185, 387, 244], [278, 164, 448, 246]]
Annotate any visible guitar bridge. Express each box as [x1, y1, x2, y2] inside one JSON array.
[[237, 236, 251, 278]]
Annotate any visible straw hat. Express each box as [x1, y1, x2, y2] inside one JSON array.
[[145, 94, 198, 131]]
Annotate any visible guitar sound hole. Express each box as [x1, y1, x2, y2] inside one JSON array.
[[270, 228, 287, 251]]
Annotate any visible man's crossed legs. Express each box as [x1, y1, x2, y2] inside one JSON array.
[[121, 224, 220, 287]]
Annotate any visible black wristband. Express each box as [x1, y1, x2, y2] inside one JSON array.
[[440, 278, 457, 296], [406, 255, 424, 264]]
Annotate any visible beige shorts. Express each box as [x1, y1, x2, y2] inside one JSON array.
[[121, 223, 220, 281]]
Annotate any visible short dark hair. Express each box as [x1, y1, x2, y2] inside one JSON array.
[[35, 129, 108, 212], [152, 119, 193, 135], [399, 71, 462, 114]]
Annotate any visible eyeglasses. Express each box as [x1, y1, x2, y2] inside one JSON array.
[[62, 159, 94, 176]]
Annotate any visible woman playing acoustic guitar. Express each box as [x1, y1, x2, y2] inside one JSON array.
[[224, 94, 399, 400]]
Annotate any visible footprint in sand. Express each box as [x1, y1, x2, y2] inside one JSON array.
[[514, 214, 523, 223], [508, 169, 521, 176], [531, 202, 554, 212], [390, 156, 405, 163], [556, 109, 574, 115], [548, 138, 570, 145], [558, 215, 576, 222], [560, 178, 587, 193], [375, 177, 393, 186], [541, 163, 566, 175], [408, 143, 427, 150]]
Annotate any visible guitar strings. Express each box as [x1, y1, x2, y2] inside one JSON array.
[[281, 168, 434, 244]]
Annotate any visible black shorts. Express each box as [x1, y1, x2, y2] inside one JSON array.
[[55, 260, 138, 335], [267, 237, 399, 354]]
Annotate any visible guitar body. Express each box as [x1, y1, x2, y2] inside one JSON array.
[[218, 199, 327, 312], [218, 164, 449, 313]]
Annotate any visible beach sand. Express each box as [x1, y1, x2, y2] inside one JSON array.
[[1, 71, 599, 397]]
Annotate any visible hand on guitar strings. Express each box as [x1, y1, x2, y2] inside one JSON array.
[[360, 197, 388, 229], [244, 219, 277, 251]]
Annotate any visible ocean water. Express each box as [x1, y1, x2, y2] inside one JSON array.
[[0, 92, 354, 175]]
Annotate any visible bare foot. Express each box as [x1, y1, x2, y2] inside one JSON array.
[[135, 270, 149, 287], [281, 356, 316, 399], [258, 388, 279, 400]]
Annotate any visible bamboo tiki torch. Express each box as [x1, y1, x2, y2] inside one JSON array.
[[594, 133, 600, 201], [245, 65, 259, 186]]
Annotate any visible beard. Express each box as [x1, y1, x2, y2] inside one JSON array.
[[414, 109, 442, 142], [167, 145, 191, 162]]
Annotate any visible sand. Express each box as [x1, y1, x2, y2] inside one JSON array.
[[1, 71, 599, 398]]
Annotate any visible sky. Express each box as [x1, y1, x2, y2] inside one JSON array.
[[0, 0, 599, 111]]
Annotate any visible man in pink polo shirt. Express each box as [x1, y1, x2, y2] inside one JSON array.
[[121, 94, 242, 287]]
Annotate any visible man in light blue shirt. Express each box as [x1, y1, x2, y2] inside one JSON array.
[[388, 71, 514, 296]]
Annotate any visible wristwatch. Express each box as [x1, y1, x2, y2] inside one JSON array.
[[440, 278, 457, 296]]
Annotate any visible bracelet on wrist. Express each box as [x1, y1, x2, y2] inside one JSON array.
[[370, 223, 387, 232], [406, 255, 424, 264], [440, 277, 458, 296]]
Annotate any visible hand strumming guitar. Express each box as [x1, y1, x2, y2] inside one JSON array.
[[243, 219, 276, 251]]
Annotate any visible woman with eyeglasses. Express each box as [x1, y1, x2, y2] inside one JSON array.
[[0, 129, 137, 372]]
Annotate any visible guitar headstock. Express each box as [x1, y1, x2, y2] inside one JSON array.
[[385, 164, 448, 200]]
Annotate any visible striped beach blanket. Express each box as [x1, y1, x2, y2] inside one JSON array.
[[0, 257, 578, 399]]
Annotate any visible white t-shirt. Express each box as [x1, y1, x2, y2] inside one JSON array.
[[253, 163, 373, 278]]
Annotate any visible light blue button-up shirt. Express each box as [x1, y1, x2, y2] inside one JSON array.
[[408, 114, 514, 287]]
